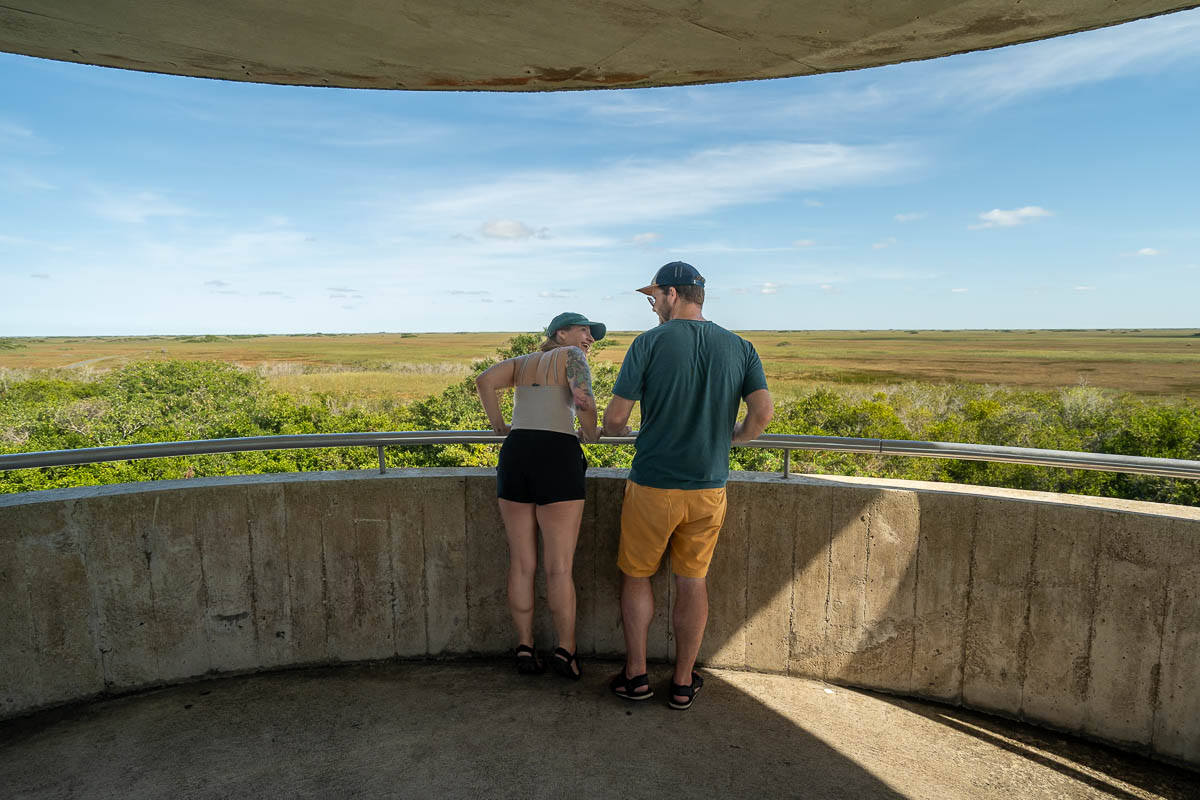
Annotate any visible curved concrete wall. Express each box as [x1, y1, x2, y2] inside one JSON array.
[[1, 469, 1197, 767]]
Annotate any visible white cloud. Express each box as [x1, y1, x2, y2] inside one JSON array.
[[970, 206, 1052, 229], [327, 285, 358, 293], [804, 199, 823, 207], [481, 219, 545, 239], [88, 189, 192, 224], [820, 284, 838, 294], [1074, 285, 1097, 291], [951, 288, 969, 293], [577, 14, 1200, 136], [793, 239, 815, 247], [0, 121, 33, 139], [761, 283, 778, 295], [942, 12, 1200, 110], [30, 273, 51, 279], [730, 287, 748, 295], [866, 268, 938, 281], [413, 142, 916, 236], [204, 280, 231, 288], [538, 290, 573, 298], [633, 232, 661, 246], [1136, 247, 1160, 256], [575, 95, 675, 122], [672, 243, 798, 254], [1, 166, 56, 191], [0, 121, 37, 151], [143, 230, 313, 273], [894, 212, 926, 222], [873, 237, 897, 249]]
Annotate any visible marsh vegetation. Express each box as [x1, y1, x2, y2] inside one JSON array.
[[1, 330, 1197, 504]]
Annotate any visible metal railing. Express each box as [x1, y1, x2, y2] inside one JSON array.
[[1, 431, 1198, 480]]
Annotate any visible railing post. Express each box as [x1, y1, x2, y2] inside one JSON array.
[[782, 448, 790, 479], [378, 446, 386, 475]]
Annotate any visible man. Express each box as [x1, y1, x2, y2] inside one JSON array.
[[601, 261, 774, 710]]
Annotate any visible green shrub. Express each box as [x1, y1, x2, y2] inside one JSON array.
[[1, 345, 1196, 505]]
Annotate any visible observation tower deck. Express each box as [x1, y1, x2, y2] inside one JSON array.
[[2, 469, 1198, 797]]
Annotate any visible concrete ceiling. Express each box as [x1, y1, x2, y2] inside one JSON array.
[[1, 1, 1197, 91]]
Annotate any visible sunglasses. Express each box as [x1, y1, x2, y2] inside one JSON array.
[[646, 287, 673, 307]]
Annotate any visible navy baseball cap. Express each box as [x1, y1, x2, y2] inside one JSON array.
[[636, 261, 706, 295], [546, 311, 606, 341]]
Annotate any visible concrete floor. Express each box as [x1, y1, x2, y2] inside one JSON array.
[[1, 661, 1195, 799]]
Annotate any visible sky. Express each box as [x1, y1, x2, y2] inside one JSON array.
[[2, 10, 1199, 336]]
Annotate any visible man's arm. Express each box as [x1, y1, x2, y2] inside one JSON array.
[[601, 394, 635, 437], [732, 388, 773, 443]]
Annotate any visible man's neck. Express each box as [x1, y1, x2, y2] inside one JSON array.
[[668, 303, 705, 322]]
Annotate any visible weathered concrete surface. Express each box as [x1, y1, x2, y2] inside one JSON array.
[[1, 663, 1196, 800], [1, 469, 1199, 771], [911, 490, 974, 702], [962, 497, 1037, 715], [1021, 503, 1102, 732], [1156, 523, 1200, 764], [0, 2, 1197, 91]]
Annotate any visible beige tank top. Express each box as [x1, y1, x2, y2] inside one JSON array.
[[509, 348, 577, 436]]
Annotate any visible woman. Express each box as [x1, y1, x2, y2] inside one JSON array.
[[476, 311, 604, 680]]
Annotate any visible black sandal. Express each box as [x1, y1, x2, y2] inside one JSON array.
[[550, 647, 582, 681], [610, 670, 653, 701], [669, 672, 704, 710], [515, 644, 544, 675]]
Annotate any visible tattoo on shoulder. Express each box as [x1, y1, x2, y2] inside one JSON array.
[[565, 346, 594, 397]]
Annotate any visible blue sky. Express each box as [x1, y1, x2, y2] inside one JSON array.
[[2, 10, 1199, 335]]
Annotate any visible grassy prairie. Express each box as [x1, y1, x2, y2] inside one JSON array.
[[0, 332, 509, 369], [2, 329, 1198, 403], [740, 329, 1200, 399]]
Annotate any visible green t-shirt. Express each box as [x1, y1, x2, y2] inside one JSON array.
[[612, 319, 768, 489]]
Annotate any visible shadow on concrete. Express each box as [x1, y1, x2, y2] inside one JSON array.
[[856, 690, 1200, 800], [0, 661, 904, 800], [5, 660, 1197, 799]]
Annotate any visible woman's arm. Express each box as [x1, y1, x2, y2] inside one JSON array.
[[475, 358, 518, 436], [564, 346, 599, 443]]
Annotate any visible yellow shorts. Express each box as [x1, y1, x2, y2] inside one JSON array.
[[617, 480, 728, 579]]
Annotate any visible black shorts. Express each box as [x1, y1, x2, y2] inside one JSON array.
[[496, 429, 587, 505]]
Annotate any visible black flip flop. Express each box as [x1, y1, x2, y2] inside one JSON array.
[[669, 672, 704, 710], [551, 647, 582, 681], [515, 644, 544, 675], [610, 671, 653, 701]]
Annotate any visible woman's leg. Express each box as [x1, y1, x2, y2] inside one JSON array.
[[499, 499, 539, 647], [535, 499, 584, 658]]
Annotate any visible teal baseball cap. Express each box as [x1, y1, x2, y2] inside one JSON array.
[[546, 311, 606, 341]]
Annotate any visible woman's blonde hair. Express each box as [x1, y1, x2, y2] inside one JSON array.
[[539, 334, 561, 352]]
